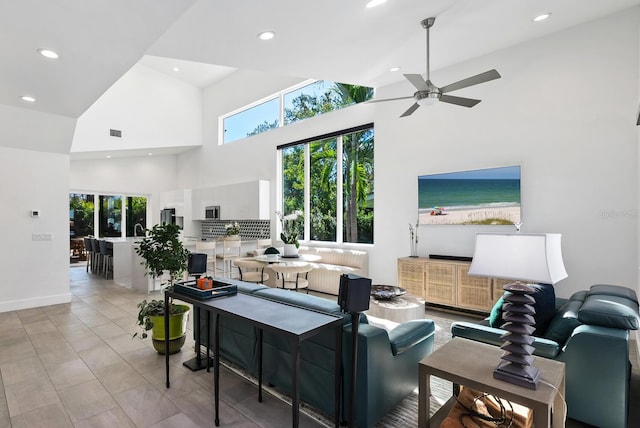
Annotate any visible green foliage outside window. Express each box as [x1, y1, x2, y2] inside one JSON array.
[[277, 82, 374, 244], [69, 193, 95, 237]]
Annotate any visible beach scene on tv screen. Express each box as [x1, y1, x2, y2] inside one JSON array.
[[418, 165, 521, 225]]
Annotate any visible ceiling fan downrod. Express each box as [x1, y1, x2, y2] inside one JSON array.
[[421, 17, 435, 82]]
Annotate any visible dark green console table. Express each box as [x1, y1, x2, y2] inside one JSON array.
[[164, 289, 343, 428]]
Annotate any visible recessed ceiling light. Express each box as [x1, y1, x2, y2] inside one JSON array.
[[20, 96, 35, 102], [173, 67, 179, 72], [148, 152, 153, 156], [257, 31, 275, 41], [533, 13, 551, 22], [390, 66, 401, 72], [37, 48, 59, 59], [106, 155, 112, 159], [366, 0, 387, 8]]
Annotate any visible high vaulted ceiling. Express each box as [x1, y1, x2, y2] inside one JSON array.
[[3, 0, 640, 122]]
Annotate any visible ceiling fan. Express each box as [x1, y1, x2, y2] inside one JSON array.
[[371, 17, 501, 117]]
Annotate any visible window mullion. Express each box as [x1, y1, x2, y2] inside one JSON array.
[[304, 144, 310, 242], [279, 92, 285, 128], [336, 135, 343, 244]]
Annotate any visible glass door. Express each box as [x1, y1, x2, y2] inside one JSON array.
[[99, 195, 122, 237]]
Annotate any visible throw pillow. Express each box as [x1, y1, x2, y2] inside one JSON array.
[[489, 283, 556, 336], [489, 295, 504, 328]]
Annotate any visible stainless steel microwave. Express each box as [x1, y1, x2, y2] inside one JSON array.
[[205, 205, 220, 219]]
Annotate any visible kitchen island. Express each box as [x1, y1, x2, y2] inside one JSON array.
[[104, 237, 142, 289]]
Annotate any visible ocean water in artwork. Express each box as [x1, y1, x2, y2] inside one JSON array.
[[418, 166, 521, 225], [418, 178, 520, 210]]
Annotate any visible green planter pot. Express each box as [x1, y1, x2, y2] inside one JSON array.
[[149, 304, 190, 355]]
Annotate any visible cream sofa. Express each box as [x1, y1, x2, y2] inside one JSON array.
[[252, 245, 369, 295]]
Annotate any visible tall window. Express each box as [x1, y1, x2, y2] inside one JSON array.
[[280, 124, 374, 245], [70, 193, 146, 238], [69, 194, 95, 237], [125, 196, 147, 237], [99, 195, 122, 237], [222, 80, 373, 144], [343, 128, 374, 244]]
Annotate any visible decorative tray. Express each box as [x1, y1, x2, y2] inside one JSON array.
[[281, 254, 300, 258], [370, 285, 407, 300], [173, 280, 237, 300]]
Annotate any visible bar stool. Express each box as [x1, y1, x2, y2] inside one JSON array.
[[91, 238, 102, 275], [83, 237, 93, 273], [216, 237, 242, 278], [195, 241, 217, 276], [270, 262, 313, 293], [98, 240, 113, 279], [233, 257, 270, 284]]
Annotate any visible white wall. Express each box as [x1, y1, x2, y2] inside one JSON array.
[[0, 147, 71, 311], [72, 64, 202, 153], [0, 104, 76, 154], [177, 8, 639, 298], [374, 8, 639, 297]]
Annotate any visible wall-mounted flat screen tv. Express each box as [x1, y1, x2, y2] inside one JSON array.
[[418, 165, 521, 225]]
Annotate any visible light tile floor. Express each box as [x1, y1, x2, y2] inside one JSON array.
[[0, 267, 329, 428]]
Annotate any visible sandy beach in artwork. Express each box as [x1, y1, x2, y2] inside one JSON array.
[[419, 205, 520, 225]]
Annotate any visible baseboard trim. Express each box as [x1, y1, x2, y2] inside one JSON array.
[[0, 293, 72, 313]]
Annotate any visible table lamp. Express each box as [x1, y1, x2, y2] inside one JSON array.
[[468, 233, 567, 389]]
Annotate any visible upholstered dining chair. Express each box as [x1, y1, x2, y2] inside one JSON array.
[[216, 238, 242, 278], [233, 257, 270, 284], [195, 241, 217, 276], [269, 262, 313, 293]]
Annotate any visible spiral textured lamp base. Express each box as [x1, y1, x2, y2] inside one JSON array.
[[495, 282, 540, 390]]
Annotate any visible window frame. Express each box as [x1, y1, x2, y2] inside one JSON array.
[[277, 123, 374, 245], [219, 79, 373, 145], [219, 79, 315, 145]]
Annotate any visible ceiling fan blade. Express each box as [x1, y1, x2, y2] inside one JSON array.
[[440, 69, 501, 94], [439, 94, 481, 108], [400, 103, 420, 117], [404, 74, 429, 91], [368, 95, 414, 104]]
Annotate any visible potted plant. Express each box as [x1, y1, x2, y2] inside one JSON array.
[[134, 222, 191, 354], [276, 210, 303, 257], [224, 221, 241, 239]]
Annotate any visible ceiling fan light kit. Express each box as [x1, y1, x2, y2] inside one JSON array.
[[372, 16, 502, 117]]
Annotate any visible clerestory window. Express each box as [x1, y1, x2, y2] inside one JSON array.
[[221, 80, 374, 144]]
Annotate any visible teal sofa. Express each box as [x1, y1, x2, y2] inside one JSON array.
[[451, 284, 639, 428], [198, 279, 435, 427]]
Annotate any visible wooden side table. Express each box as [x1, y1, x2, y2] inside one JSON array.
[[419, 337, 565, 428]]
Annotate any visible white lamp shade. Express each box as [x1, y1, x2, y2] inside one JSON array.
[[468, 233, 568, 284]]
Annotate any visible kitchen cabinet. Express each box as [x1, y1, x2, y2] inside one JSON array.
[[191, 180, 270, 220], [159, 189, 192, 218]]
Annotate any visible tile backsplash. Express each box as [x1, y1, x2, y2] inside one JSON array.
[[201, 220, 271, 241]]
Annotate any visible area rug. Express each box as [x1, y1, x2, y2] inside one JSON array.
[[219, 357, 451, 427]]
